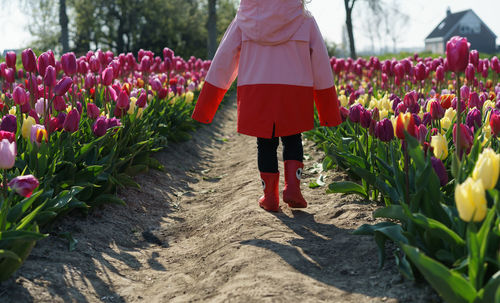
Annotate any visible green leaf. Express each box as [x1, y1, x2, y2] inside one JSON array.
[[0, 230, 46, 241], [0, 249, 21, 262], [373, 205, 408, 224], [92, 194, 126, 206], [394, 250, 414, 281], [326, 181, 367, 198], [58, 232, 78, 251], [7, 190, 44, 223], [402, 244, 477, 303], [352, 222, 397, 236], [476, 271, 500, 303]]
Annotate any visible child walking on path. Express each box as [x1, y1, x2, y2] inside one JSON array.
[[192, 0, 341, 212]]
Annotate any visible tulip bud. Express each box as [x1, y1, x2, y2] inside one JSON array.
[[101, 67, 114, 86], [44, 66, 56, 88], [61, 52, 77, 76], [374, 118, 394, 142], [430, 133, 448, 160], [92, 116, 108, 137], [22, 48, 37, 73], [472, 148, 500, 190], [63, 109, 80, 133], [465, 108, 482, 130], [8, 175, 39, 197], [431, 157, 448, 187], [0, 115, 17, 133], [0, 138, 16, 169], [5, 51, 16, 68], [455, 177, 487, 222], [87, 103, 100, 119], [54, 77, 73, 96], [12, 86, 27, 105], [446, 36, 470, 73], [490, 111, 500, 136]]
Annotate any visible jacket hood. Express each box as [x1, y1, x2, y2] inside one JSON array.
[[236, 0, 305, 45]]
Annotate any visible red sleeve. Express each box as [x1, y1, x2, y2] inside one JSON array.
[[191, 82, 228, 124], [313, 86, 342, 127]]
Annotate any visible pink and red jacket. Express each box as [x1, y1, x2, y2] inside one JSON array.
[[192, 0, 341, 138]]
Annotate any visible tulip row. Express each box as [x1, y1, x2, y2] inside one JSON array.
[[0, 47, 213, 281], [307, 36, 500, 303]]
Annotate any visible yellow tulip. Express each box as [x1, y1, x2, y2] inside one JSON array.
[[472, 148, 500, 190], [185, 91, 194, 104], [440, 117, 452, 131], [21, 116, 36, 139], [455, 177, 487, 222], [128, 97, 137, 115], [9, 106, 16, 115], [483, 100, 495, 115], [431, 133, 448, 160], [483, 124, 492, 141], [379, 109, 388, 120], [444, 108, 456, 121], [339, 95, 348, 107]]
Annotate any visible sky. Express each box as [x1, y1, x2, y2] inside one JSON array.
[[1, 0, 499, 54]]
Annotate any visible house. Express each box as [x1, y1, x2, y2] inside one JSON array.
[[425, 8, 497, 54]]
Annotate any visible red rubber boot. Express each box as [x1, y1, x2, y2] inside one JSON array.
[[283, 160, 307, 208], [259, 172, 280, 212]]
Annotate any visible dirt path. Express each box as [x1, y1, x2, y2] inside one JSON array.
[[0, 98, 440, 303]]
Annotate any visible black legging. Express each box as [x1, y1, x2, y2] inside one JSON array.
[[257, 133, 303, 173]]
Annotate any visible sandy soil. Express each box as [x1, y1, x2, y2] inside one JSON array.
[[0, 98, 441, 303]]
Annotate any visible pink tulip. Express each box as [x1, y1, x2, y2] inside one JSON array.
[[54, 77, 73, 96], [22, 48, 37, 73], [63, 109, 80, 132], [61, 52, 77, 76], [5, 51, 16, 68], [12, 86, 27, 105], [0, 139, 16, 169], [8, 175, 39, 197], [446, 36, 469, 73]]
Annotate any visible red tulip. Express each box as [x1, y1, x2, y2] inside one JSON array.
[[63, 108, 80, 132], [61, 52, 77, 76], [446, 36, 469, 73], [490, 111, 500, 136], [22, 48, 37, 73], [395, 112, 416, 140], [8, 175, 39, 197], [5, 51, 16, 68], [54, 77, 73, 96]]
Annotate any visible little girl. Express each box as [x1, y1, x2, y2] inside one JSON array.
[[192, 0, 341, 212]]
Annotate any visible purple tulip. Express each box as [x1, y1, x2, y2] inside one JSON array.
[[61, 52, 77, 76], [37, 52, 50, 77], [416, 124, 428, 144], [374, 118, 394, 142], [465, 63, 475, 83], [360, 109, 371, 128], [0, 115, 17, 133], [348, 104, 363, 123], [465, 108, 482, 130], [92, 116, 107, 137], [453, 124, 474, 155], [431, 157, 448, 187], [44, 65, 56, 88], [4, 68, 15, 83]]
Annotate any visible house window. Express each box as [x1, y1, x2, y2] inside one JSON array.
[[460, 25, 472, 34]]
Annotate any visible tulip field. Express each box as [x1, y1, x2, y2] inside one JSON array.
[[0, 47, 209, 282], [306, 36, 500, 302]]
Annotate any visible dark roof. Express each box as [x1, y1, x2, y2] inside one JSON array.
[[426, 9, 470, 39]]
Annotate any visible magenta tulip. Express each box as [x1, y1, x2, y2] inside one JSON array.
[[4, 68, 15, 83], [469, 50, 479, 68], [375, 118, 394, 142], [54, 77, 73, 96], [465, 63, 475, 82], [63, 109, 80, 133], [84, 103, 99, 120], [44, 66, 56, 88], [435, 66, 444, 82], [431, 157, 448, 187], [22, 48, 36, 73], [61, 52, 77, 76], [89, 56, 100, 73], [430, 101, 445, 120], [453, 124, 473, 154], [37, 52, 50, 77], [12, 86, 27, 105], [0, 131, 15, 143], [5, 51, 16, 68], [8, 175, 39, 197], [101, 67, 114, 86], [116, 91, 129, 109], [465, 108, 481, 130], [446, 36, 469, 73]]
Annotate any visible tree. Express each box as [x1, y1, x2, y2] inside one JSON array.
[[343, 0, 382, 58], [59, 0, 69, 53], [207, 0, 217, 59]]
